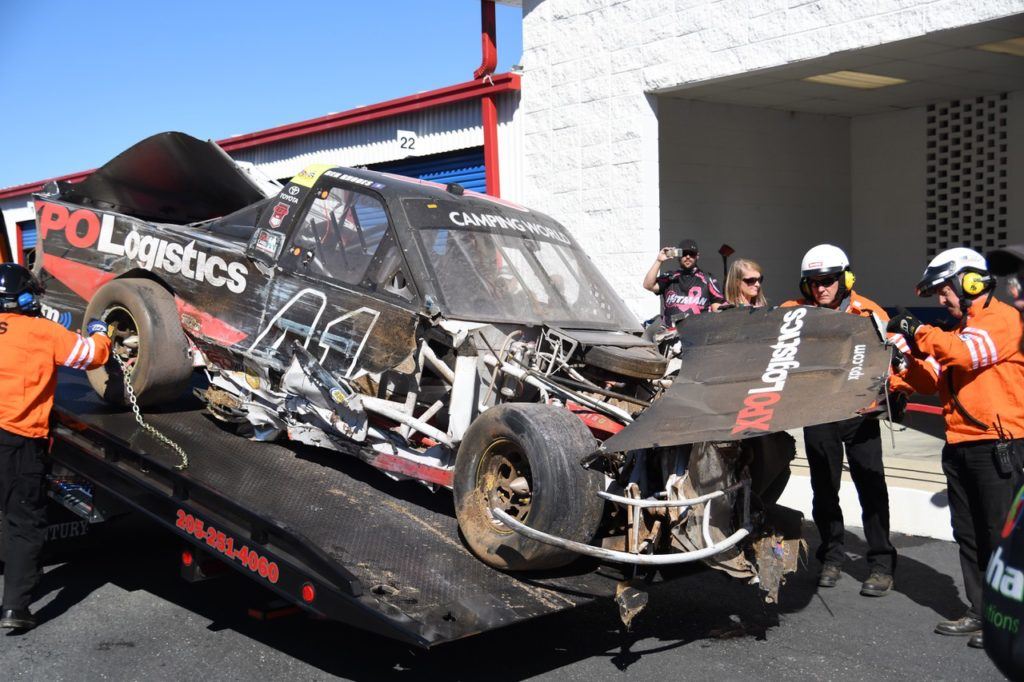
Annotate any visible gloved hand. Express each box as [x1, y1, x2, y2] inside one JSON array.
[[887, 310, 922, 351], [890, 346, 908, 373], [86, 318, 109, 336], [887, 390, 908, 424]]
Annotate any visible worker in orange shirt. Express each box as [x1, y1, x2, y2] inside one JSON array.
[[888, 247, 1024, 650], [782, 244, 899, 597], [0, 263, 112, 631]]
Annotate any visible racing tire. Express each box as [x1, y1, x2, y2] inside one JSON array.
[[584, 344, 668, 380], [454, 403, 605, 571], [85, 278, 193, 407]]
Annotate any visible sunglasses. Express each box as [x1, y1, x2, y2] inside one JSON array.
[[742, 276, 763, 285], [681, 250, 699, 258], [809, 274, 840, 287]]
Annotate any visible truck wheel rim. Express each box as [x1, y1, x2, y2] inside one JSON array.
[[477, 438, 533, 530], [103, 304, 140, 377]]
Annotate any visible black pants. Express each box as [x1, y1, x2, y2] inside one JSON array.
[[942, 439, 1024, 619], [0, 428, 49, 610], [803, 417, 897, 573]]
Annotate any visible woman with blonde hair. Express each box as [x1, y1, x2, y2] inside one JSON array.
[[724, 258, 767, 307]]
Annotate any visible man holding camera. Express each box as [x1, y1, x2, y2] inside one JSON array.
[[888, 247, 1024, 650], [642, 239, 724, 325]]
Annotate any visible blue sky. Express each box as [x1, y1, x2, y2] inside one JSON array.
[[0, 1, 523, 189]]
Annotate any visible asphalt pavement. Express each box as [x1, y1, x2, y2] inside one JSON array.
[[0, 511, 1006, 681]]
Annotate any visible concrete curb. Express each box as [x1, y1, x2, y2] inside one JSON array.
[[778, 472, 954, 542]]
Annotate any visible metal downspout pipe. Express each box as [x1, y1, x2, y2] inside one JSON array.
[[474, 0, 501, 197]]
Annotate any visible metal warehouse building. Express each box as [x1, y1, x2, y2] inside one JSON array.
[[4, 0, 1024, 320]]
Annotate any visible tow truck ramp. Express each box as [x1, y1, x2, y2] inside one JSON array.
[[50, 372, 633, 647]]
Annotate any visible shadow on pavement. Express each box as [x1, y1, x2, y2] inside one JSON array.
[[0, 516, 972, 678]]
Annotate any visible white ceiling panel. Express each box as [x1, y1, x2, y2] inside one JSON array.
[[660, 12, 1024, 117]]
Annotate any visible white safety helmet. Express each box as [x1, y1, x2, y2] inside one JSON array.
[[916, 247, 991, 298], [800, 244, 850, 278]]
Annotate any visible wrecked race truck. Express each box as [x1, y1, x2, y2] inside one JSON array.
[[32, 132, 892, 599]]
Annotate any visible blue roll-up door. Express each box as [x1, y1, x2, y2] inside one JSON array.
[[20, 221, 37, 250], [370, 148, 486, 194]]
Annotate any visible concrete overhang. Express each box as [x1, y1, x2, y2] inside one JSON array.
[[660, 14, 1024, 116]]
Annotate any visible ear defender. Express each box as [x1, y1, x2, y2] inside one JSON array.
[[17, 291, 35, 311], [799, 269, 855, 300], [961, 270, 993, 297]]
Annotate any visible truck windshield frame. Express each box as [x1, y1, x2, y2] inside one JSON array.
[[403, 198, 640, 331]]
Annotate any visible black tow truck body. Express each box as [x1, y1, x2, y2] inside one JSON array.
[[48, 371, 632, 647]]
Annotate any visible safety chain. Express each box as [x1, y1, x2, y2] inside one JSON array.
[[112, 352, 189, 470]]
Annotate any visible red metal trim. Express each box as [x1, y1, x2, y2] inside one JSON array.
[[218, 73, 519, 153], [473, 1, 498, 80], [481, 94, 501, 197], [0, 73, 521, 201], [0, 170, 93, 202], [15, 223, 25, 265], [907, 403, 943, 416], [368, 452, 455, 488]]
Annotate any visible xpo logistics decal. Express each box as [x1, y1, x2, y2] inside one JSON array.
[[731, 307, 807, 435], [37, 201, 248, 294]]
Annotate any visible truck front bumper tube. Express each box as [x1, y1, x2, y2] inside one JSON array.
[[490, 507, 752, 567]]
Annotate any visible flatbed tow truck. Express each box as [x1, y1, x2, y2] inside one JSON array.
[[19, 133, 891, 648], [47, 370, 632, 648]]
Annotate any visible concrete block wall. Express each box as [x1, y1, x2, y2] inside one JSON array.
[[519, 0, 1024, 318], [851, 108, 929, 307], [1009, 90, 1024, 249], [658, 98, 851, 308]]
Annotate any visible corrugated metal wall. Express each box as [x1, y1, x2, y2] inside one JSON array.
[[230, 91, 521, 198], [370, 149, 487, 194], [20, 221, 37, 249]]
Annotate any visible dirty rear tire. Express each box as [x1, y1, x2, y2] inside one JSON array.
[[454, 403, 605, 571], [85, 278, 193, 407]]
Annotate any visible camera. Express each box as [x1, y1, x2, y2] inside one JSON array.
[[664, 247, 683, 259]]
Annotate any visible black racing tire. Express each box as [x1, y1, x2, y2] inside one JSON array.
[[453, 403, 605, 571], [584, 344, 667, 380], [84, 278, 193, 407]]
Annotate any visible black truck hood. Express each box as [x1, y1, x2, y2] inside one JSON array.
[[58, 132, 266, 224]]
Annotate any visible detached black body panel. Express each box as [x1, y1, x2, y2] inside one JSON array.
[[59, 132, 267, 223]]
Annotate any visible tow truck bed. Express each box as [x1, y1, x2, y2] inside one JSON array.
[[50, 371, 630, 647]]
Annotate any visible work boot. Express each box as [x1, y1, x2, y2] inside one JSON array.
[[860, 571, 894, 597], [968, 632, 984, 649], [818, 563, 842, 588], [934, 615, 982, 636], [0, 608, 37, 630]]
